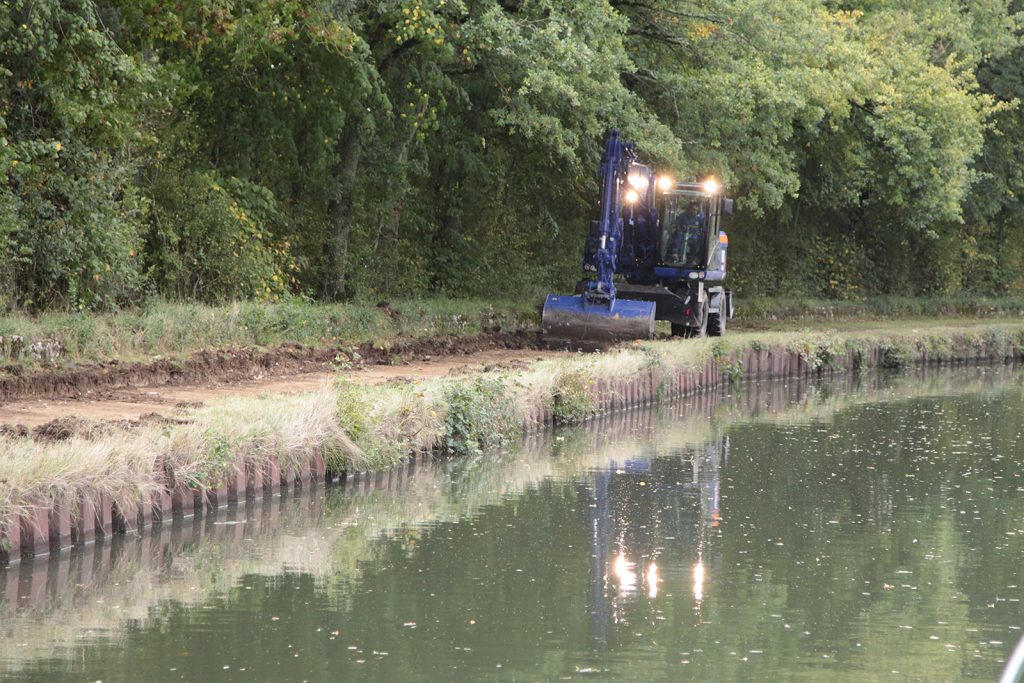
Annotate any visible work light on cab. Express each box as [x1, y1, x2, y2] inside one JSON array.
[[627, 172, 649, 192]]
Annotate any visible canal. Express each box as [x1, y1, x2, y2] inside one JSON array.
[[2, 366, 1023, 681]]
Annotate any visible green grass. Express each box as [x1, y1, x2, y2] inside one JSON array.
[[0, 297, 539, 370], [738, 295, 1024, 325], [2, 294, 1023, 373], [2, 294, 1023, 375]]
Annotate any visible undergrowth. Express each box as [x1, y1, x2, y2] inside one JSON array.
[[786, 331, 845, 370], [552, 370, 597, 424]]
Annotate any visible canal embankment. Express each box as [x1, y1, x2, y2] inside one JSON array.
[[3, 322, 1024, 562], [0, 299, 540, 403]]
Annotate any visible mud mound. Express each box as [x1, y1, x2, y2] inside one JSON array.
[[0, 423, 28, 439], [33, 416, 88, 441], [7, 412, 186, 443]]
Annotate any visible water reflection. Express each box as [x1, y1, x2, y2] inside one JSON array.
[[646, 561, 659, 599], [586, 433, 726, 644], [693, 559, 705, 605]]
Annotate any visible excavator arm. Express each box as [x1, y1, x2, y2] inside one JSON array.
[[541, 131, 657, 345]]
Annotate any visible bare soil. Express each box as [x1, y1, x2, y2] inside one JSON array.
[[0, 331, 563, 432]]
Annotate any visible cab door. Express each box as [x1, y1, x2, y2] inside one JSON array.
[[705, 196, 721, 269]]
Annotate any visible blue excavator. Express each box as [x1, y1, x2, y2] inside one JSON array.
[[543, 130, 734, 344]]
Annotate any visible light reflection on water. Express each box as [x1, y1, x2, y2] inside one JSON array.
[[1, 365, 1023, 682]]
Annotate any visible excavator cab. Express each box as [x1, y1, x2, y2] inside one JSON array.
[[657, 183, 729, 270], [612, 179, 734, 338], [660, 192, 712, 268]]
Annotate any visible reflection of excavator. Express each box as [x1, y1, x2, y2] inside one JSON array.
[[543, 130, 735, 344], [584, 435, 727, 646]]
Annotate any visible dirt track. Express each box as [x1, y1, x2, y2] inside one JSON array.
[[0, 346, 563, 430]]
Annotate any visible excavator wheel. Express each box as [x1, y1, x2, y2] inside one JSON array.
[[707, 310, 725, 337]]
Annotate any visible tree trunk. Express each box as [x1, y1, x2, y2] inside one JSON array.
[[372, 135, 413, 265], [323, 117, 365, 300]]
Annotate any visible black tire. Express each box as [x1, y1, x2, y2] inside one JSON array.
[[707, 310, 725, 337], [574, 278, 588, 295]]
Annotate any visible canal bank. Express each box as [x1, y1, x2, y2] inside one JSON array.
[[3, 323, 1024, 562], [0, 366, 1017, 670], [4, 364, 1024, 681]]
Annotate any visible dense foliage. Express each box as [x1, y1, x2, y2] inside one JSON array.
[[0, 0, 1021, 310]]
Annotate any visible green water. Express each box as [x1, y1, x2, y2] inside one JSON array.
[[3, 367, 1024, 682]]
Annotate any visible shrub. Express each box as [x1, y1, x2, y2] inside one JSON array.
[[845, 338, 867, 372], [552, 370, 596, 424], [880, 340, 914, 369], [442, 377, 521, 456], [185, 433, 237, 489], [787, 330, 844, 370], [145, 170, 295, 303]]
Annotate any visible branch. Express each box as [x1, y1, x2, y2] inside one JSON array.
[[849, 99, 882, 119]]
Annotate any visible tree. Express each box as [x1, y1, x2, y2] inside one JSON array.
[[1, 0, 152, 309]]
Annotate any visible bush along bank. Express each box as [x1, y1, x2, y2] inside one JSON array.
[[3, 323, 1024, 562]]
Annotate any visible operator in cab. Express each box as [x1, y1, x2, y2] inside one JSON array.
[[665, 200, 705, 266]]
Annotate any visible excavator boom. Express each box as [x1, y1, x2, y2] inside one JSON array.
[[541, 131, 657, 345]]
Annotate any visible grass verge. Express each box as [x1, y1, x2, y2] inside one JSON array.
[[740, 295, 1024, 323], [0, 297, 538, 371]]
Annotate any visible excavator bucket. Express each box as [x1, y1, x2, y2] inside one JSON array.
[[542, 294, 655, 345]]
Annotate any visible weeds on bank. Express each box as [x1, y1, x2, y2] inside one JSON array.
[[0, 430, 165, 526], [711, 341, 745, 385], [0, 388, 363, 524], [880, 340, 914, 369], [336, 381, 443, 467], [551, 369, 596, 424], [786, 330, 845, 370], [443, 377, 521, 455]]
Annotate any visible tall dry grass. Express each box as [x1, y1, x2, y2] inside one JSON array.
[[0, 430, 165, 526]]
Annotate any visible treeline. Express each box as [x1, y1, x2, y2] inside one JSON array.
[[0, 0, 1021, 311]]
